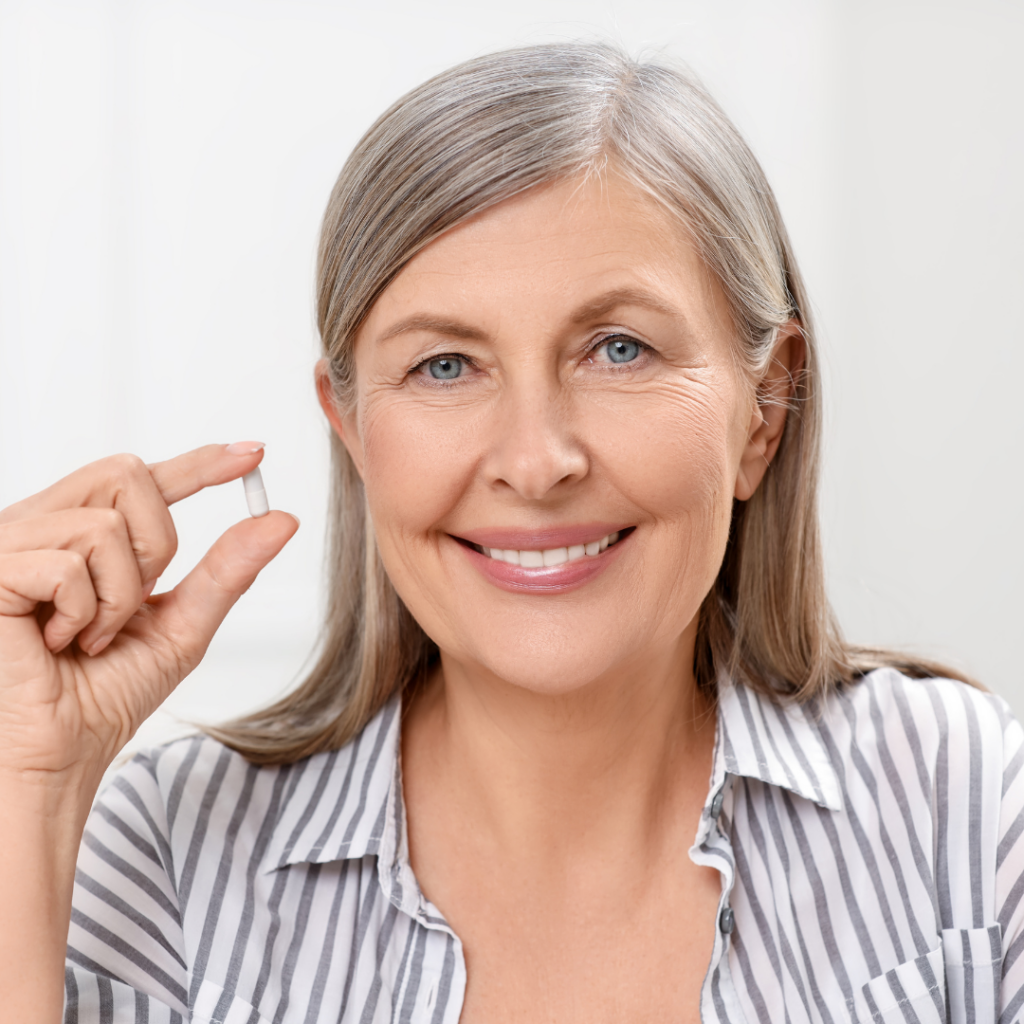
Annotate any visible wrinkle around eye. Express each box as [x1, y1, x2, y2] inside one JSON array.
[[573, 367, 727, 408]]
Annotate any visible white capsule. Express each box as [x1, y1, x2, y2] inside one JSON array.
[[242, 467, 270, 518]]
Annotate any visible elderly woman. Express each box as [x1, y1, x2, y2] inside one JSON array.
[[1, 43, 1021, 1024]]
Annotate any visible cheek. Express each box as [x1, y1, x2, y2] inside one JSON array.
[[358, 397, 481, 542], [586, 380, 736, 525]]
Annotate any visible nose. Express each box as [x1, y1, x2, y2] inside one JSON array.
[[482, 381, 589, 501]]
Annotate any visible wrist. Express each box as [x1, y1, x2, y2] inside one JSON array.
[[0, 763, 100, 839], [0, 769, 89, 1024]]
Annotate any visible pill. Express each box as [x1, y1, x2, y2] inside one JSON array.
[[242, 467, 270, 518]]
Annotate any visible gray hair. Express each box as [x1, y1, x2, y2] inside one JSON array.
[[209, 42, 973, 764]]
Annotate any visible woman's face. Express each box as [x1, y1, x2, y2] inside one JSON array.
[[329, 173, 774, 696]]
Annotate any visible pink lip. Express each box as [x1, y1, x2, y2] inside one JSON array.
[[455, 523, 629, 550], [456, 530, 632, 594]]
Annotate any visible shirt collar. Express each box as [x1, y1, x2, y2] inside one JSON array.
[[263, 696, 441, 925], [265, 696, 403, 872], [716, 677, 843, 811], [264, 676, 842, 874]]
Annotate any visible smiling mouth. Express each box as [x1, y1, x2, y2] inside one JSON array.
[[460, 528, 634, 567]]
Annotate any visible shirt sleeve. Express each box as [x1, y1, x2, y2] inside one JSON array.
[[65, 751, 190, 1023], [996, 703, 1024, 1023]]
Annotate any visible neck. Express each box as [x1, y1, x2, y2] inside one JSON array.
[[403, 627, 717, 862]]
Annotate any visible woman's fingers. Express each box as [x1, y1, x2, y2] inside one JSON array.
[[145, 510, 298, 676], [0, 550, 98, 655], [0, 442, 277, 664], [147, 442, 265, 506], [0, 444, 266, 588], [0, 509, 145, 654], [0, 454, 176, 586]]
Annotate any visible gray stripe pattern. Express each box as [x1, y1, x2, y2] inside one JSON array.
[[66, 670, 1024, 1022]]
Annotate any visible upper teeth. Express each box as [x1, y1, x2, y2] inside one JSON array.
[[481, 531, 621, 567]]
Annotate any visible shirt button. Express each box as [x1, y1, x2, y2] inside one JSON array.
[[710, 789, 724, 819], [719, 907, 734, 935]]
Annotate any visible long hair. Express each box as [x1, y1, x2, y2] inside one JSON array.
[[208, 43, 974, 765]]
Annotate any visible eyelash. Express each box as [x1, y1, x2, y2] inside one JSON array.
[[587, 333, 649, 365], [407, 333, 649, 382], [409, 353, 475, 383]]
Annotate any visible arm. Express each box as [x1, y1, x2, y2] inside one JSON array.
[[0, 770, 94, 1023], [0, 446, 297, 1022]]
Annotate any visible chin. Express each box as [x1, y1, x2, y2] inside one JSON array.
[[451, 628, 663, 699], [482, 660, 608, 698]]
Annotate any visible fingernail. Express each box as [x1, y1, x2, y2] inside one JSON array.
[[141, 579, 157, 600], [226, 441, 265, 455], [288, 514, 301, 528], [88, 633, 115, 656]]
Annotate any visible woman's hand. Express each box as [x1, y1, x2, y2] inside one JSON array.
[[0, 443, 298, 1021], [0, 443, 299, 786]]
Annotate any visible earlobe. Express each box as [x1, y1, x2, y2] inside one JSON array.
[[315, 359, 365, 476], [734, 406, 768, 501], [733, 321, 805, 501]]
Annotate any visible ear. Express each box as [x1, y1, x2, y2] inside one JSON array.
[[315, 358, 365, 477], [734, 321, 805, 501]]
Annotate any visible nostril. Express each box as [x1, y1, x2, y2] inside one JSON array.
[[483, 415, 588, 500]]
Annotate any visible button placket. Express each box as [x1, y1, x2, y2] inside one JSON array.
[[710, 788, 725, 820], [692, 773, 749, 1023], [712, 784, 734, 941]]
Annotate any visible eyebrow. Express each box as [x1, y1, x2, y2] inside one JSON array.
[[568, 287, 686, 325], [375, 287, 687, 343], [377, 316, 488, 343]]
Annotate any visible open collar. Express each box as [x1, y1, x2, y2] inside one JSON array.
[[264, 677, 842, 875], [264, 696, 403, 872], [716, 677, 842, 811]]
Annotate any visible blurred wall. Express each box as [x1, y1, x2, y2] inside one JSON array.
[[0, 0, 1021, 762]]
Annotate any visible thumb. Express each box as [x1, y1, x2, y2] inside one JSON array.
[[147, 511, 299, 673]]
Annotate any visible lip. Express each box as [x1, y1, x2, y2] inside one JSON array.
[[454, 523, 630, 551], [454, 528, 632, 594]]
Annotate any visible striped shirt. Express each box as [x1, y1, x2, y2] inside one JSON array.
[[65, 668, 1024, 1024]]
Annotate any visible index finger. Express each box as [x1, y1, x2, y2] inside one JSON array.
[[0, 442, 267, 586], [147, 442, 266, 505]]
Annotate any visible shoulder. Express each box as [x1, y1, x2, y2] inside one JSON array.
[[830, 666, 1016, 743], [87, 735, 287, 889], [820, 667, 1022, 790], [98, 732, 270, 835], [91, 699, 401, 878]]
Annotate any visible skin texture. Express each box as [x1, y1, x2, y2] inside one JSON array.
[[319, 172, 802, 1022], [0, 445, 298, 1021]]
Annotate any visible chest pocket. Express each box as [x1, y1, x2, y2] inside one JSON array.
[[942, 925, 1003, 1024], [191, 978, 274, 1024], [862, 945, 947, 1024], [860, 925, 1002, 1024]]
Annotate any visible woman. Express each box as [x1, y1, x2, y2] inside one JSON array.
[[1, 43, 1021, 1024]]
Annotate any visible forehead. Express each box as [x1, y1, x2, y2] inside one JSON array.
[[358, 172, 725, 334]]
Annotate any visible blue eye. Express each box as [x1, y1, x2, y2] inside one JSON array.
[[604, 337, 641, 363], [427, 356, 463, 379]]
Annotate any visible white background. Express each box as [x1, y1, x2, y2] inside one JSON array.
[[0, 0, 1021, 764]]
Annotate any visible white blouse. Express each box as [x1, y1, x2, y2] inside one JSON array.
[[65, 668, 1024, 1023]]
